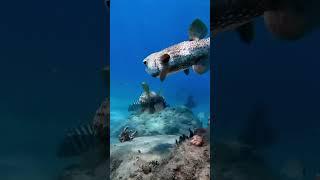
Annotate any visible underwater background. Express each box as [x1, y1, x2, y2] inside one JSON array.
[[0, 0, 107, 179], [110, 0, 210, 143], [214, 17, 320, 179]]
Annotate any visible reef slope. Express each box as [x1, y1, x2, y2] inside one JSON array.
[[112, 106, 202, 137]]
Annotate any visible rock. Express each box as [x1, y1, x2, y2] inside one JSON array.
[[128, 83, 168, 114], [152, 135, 210, 180], [113, 106, 202, 138]]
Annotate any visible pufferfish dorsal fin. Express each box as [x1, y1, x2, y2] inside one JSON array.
[[188, 19, 208, 41]]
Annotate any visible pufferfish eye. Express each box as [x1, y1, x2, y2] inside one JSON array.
[[143, 60, 147, 65]]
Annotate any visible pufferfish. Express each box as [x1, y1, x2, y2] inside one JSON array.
[[143, 19, 210, 81]]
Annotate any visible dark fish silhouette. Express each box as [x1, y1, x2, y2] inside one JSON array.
[[57, 123, 100, 157], [212, 0, 320, 42], [105, 0, 110, 9], [57, 99, 108, 158]]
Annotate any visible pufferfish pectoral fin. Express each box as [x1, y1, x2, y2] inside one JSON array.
[[192, 58, 209, 75], [188, 19, 208, 41], [159, 68, 169, 82], [159, 53, 171, 82]]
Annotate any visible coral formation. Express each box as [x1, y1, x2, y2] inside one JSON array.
[[190, 135, 203, 146], [128, 82, 168, 114], [119, 127, 137, 143], [151, 128, 210, 180], [114, 106, 202, 137]]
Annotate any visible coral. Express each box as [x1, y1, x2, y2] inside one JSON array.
[[152, 129, 210, 180], [140, 160, 159, 174], [119, 127, 137, 143], [190, 135, 203, 146], [128, 82, 168, 114], [113, 106, 202, 137]]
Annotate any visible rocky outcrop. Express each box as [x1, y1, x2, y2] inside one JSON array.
[[152, 130, 210, 180], [110, 128, 210, 180], [113, 106, 202, 138]]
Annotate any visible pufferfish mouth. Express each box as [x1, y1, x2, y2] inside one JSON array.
[[145, 68, 160, 77]]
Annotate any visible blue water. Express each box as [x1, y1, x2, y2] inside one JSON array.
[[214, 18, 320, 178], [110, 0, 210, 139], [0, 0, 107, 179]]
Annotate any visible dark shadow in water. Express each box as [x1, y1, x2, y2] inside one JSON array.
[[238, 101, 277, 150]]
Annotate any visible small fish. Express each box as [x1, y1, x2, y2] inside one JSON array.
[[143, 19, 210, 81]]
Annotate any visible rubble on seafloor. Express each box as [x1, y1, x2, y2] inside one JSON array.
[[113, 106, 202, 137], [110, 135, 179, 180], [110, 130, 210, 180]]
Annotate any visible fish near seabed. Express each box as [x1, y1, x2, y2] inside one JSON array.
[[143, 19, 210, 82]]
